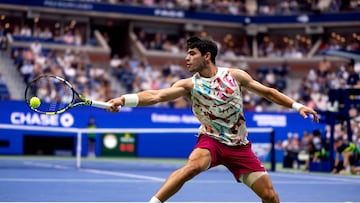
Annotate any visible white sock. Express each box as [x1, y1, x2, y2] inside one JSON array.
[[149, 196, 162, 203]]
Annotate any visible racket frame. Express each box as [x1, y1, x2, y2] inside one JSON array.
[[25, 75, 112, 114]]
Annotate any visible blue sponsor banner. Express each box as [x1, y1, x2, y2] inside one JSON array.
[[0, 101, 325, 140], [0, 100, 326, 158], [0, 101, 200, 129], [0, 0, 359, 24]]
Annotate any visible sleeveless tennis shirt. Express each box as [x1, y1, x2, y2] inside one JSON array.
[[191, 67, 248, 146]]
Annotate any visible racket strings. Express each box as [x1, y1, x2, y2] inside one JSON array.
[[25, 76, 74, 113]]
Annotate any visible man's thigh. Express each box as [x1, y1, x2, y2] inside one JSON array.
[[187, 148, 212, 171]]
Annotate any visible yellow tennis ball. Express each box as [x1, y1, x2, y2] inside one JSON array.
[[30, 97, 41, 108]]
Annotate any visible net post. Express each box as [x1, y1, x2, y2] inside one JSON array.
[[270, 129, 276, 172], [76, 129, 82, 169]]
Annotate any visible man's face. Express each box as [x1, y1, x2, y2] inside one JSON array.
[[185, 48, 207, 74]]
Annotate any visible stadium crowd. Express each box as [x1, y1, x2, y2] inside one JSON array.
[[4, 21, 360, 110], [134, 27, 359, 59], [11, 38, 114, 103], [76, 0, 359, 15]]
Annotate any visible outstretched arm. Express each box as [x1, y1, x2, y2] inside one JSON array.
[[107, 78, 192, 112], [230, 69, 319, 122]]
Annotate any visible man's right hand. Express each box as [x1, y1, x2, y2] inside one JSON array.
[[106, 96, 124, 112]]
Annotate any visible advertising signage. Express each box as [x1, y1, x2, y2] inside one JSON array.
[[0, 101, 325, 142]]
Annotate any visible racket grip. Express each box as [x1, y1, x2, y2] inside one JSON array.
[[91, 100, 121, 111]]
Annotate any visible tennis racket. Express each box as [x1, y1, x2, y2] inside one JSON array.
[[25, 75, 118, 114]]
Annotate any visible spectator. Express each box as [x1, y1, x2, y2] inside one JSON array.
[[39, 27, 53, 40], [317, 58, 331, 79], [33, 27, 41, 38], [312, 130, 324, 155], [20, 24, 32, 37], [0, 24, 6, 50], [304, 130, 329, 171], [98, 79, 114, 102], [20, 60, 34, 83], [30, 40, 42, 57], [109, 54, 122, 69], [12, 25, 21, 36], [75, 68, 89, 90], [332, 136, 360, 175], [300, 130, 312, 153], [346, 61, 360, 87], [150, 33, 165, 50], [116, 61, 136, 92], [283, 133, 301, 169], [74, 29, 83, 46], [63, 30, 75, 44], [34, 52, 47, 70], [303, 140, 320, 171], [0, 72, 5, 84], [86, 116, 97, 157]]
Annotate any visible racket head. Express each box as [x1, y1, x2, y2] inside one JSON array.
[[25, 75, 77, 114]]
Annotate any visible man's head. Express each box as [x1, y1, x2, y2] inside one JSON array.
[[334, 136, 344, 148], [186, 36, 218, 65]]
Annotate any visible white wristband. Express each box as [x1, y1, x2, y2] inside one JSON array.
[[123, 94, 139, 107], [292, 102, 304, 111]]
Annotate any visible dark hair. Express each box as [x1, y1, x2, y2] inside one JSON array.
[[335, 136, 343, 142], [312, 129, 321, 136], [186, 36, 218, 64]]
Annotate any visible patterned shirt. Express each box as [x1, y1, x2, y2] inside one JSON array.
[[191, 67, 248, 146]]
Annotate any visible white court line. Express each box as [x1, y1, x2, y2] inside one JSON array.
[[24, 161, 71, 170], [79, 168, 165, 182], [271, 172, 360, 183], [20, 161, 360, 185], [72, 168, 360, 184], [0, 178, 158, 183], [24, 161, 165, 182]]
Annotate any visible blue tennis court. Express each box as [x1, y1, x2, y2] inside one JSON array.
[[1, 157, 359, 202]]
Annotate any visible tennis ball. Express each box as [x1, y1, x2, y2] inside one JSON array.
[[29, 97, 41, 108]]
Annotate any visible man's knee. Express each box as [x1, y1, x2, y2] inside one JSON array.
[[182, 149, 211, 179], [180, 164, 204, 180], [260, 189, 279, 203], [248, 173, 279, 203]]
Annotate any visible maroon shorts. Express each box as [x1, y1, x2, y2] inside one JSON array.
[[194, 134, 266, 182]]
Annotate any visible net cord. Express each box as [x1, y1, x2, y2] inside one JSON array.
[[0, 124, 274, 170]]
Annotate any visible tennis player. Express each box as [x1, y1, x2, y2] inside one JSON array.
[[107, 36, 319, 203]]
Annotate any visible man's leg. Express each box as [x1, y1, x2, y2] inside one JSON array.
[[247, 173, 279, 203], [150, 148, 212, 203]]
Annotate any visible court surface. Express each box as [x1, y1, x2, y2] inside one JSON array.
[[0, 156, 360, 203]]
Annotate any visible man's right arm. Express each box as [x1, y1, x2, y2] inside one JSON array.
[[107, 78, 192, 112], [137, 83, 190, 106]]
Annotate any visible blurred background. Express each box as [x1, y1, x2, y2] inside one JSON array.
[[0, 0, 359, 174]]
